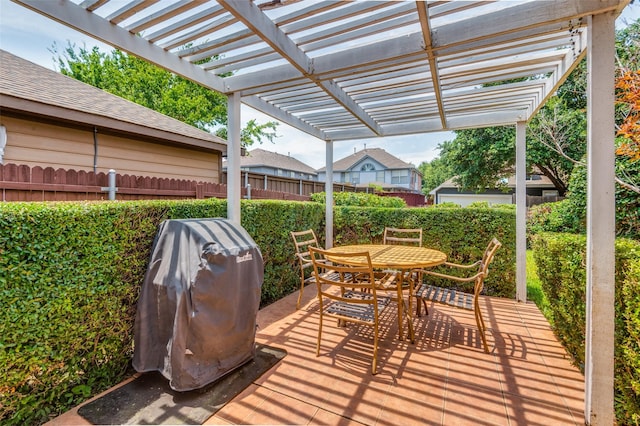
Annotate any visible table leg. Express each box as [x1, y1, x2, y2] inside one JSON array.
[[406, 272, 415, 343], [397, 273, 404, 341], [396, 271, 416, 342]]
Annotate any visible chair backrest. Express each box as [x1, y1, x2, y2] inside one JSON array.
[[474, 238, 502, 295], [291, 229, 320, 267], [383, 227, 423, 246], [308, 246, 379, 303]]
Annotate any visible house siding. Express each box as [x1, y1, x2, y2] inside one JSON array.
[[1, 116, 220, 182]]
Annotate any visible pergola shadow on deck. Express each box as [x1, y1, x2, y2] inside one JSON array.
[[50, 286, 584, 426], [216, 287, 584, 426]]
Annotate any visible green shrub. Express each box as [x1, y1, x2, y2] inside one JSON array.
[[0, 199, 512, 424], [432, 202, 459, 208], [621, 256, 640, 424], [527, 200, 583, 235], [493, 203, 516, 210], [310, 191, 406, 208], [0, 199, 323, 425], [531, 155, 640, 240], [531, 233, 640, 424], [466, 201, 490, 208]]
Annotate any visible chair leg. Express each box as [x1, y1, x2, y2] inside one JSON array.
[[401, 299, 416, 343], [474, 299, 489, 353], [296, 273, 305, 310], [296, 288, 303, 310], [316, 314, 323, 357], [372, 324, 379, 375], [415, 296, 429, 317]]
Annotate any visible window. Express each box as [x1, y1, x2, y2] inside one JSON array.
[[351, 171, 360, 184], [376, 171, 385, 181], [277, 169, 283, 176], [360, 163, 375, 171], [290, 171, 296, 178], [391, 170, 409, 184]]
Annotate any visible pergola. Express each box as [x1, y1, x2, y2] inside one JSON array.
[[12, 0, 629, 423]]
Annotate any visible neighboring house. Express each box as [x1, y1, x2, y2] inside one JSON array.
[[0, 50, 226, 183], [224, 148, 318, 181], [317, 147, 422, 193], [431, 174, 559, 207]]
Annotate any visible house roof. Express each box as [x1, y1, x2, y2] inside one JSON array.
[[318, 148, 414, 172], [13, 0, 629, 142], [430, 174, 556, 194], [0, 49, 227, 153], [236, 148, 317, 175]]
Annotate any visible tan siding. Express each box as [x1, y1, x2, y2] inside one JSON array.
[[1, 116, 220, 183], [5, 145, 94, 170], [96, 138, 219, 173]]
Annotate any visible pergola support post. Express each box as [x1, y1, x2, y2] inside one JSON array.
[[585, 12, 616, 425], [515, 121, 527, 302], [325, 140, 334, 249], [227, 92, 242, 224]]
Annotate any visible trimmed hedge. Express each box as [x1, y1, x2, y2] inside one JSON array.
[[0, 200, 513, 424], [0, 199, 323, 425], [531, 233, 640, 424], [310, 191, 406, 208]]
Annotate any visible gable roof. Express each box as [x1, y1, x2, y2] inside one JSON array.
[[236, 148, 317, 175], [318, 148, 414, 172], [0, 50, 226, 153]]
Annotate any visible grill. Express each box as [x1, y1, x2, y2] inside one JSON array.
[[133, 218, 263, 391]]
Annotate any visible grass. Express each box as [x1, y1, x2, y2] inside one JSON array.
[[526, 249, 552, 321]]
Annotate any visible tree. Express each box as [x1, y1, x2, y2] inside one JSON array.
[[438, 126, 516, 192], [615, 69, 640, 161], [559, 153, 640, 239], [214, 119, 277, 148], [526, 96, 587, 195], [418, 156, 454, 195], [614, 20, 640, 163], [51, 43, 278, 146]]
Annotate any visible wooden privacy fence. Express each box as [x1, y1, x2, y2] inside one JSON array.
[[234, 171, 326, 197], [0, 163, 309, 202], [510, 193, 565, 207], [0, 163, 228, 201], [229, 171, 426, 206], [0, 163, 425, 205]]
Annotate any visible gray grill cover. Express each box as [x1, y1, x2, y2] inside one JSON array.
[[133, 218, 263, 391]]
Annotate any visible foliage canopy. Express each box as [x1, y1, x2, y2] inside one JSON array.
[[52, 43, 278, 147]]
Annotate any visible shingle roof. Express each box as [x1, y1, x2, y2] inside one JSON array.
[[318, 148, 414, 172], [0, 50, 226, 150], [239, 148, 317, 175]]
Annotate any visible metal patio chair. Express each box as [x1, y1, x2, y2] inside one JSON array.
[[413, 238, 501, 353], [308, 246, 392, 375]]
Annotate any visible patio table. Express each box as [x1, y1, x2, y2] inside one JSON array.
[[325, 244, 447, 342]]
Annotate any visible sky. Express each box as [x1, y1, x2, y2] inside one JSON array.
[[1, 1, 638, 170]]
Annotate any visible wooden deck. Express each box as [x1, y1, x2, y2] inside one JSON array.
[[49, 284, 585, 425]]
